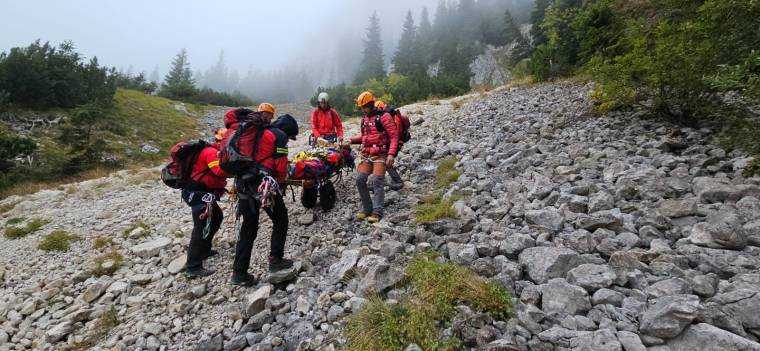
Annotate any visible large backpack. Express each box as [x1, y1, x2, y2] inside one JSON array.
[[161, 140, 209, 189], [219, 111, 271, 176], [375, 108, 412, 143]]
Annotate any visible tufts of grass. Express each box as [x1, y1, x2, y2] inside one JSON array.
[[38, 230, 80, 252], [435, 157, 460, 189], [92, 236, 114, 250], [429, 99, 441, 105], [90, 250, 125, 277], [0, 201, 19, 214], [414, 194, 458, 224], [451, 99, 464, 110], [65, 305, 121, 350], [345, 252, 512, 351], [744, 157, 760, 178], [4, 218, 49, 239], [122, 221, 151, 238], [6, 217, 25, 226]]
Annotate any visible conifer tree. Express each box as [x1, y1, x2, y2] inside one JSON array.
[[354, 12, 386, 84], [160, 48, 196, 100], [393, 11, 422, 77]]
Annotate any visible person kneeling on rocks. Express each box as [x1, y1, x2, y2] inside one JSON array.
[[351, 91, 400, 223], [225, 104, 299, 287], [182, 134, 229, 279]]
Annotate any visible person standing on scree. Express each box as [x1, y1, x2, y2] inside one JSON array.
[[350, 91, 400, 223], [310, 92, 344, 145]]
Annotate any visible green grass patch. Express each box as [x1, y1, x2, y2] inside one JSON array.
[[4, 218, 49, 239], [90, 250, 125, 276], [345, 252, 512, 351], [6, 217, 25, 226], [414, 194, 458, 224], [744, 157, 760, 178], [38, 230, 80, 252], [92, 236, 114, 250], [65, 305, 120, 351], [108, 89, 202, 163], [435, 157, 460, 189], [0, 201, 19, 214]]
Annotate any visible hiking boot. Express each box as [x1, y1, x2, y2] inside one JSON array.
[[202, 249, 219, 260], [184, 267, 214, 279], [230, 273, 257, 287], [367, 213, 382, 223], [355, 212, 369, 221], [389, 182, 404, 191], [268, 257, 294, 272]]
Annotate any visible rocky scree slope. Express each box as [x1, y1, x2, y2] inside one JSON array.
[[0, 81, 758, 351]]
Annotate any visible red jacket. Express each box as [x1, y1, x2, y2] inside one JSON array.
[[350, 109, 400, 157], [221, 125, 290, 183], [191, 146, 229, 192], [311, 108, 344, 138]]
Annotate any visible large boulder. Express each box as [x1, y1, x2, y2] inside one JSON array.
[[566, 264, 616, 292], [639, 294, 700, 339], [541, 278, 592, 315], [328, 249, 360, 284], [448, 243, 479, 265], [667, 323, 760, 351], [693, 177, 760, 204], [525, 208, 564, 232], [519, 246, 583, 284], [688, 208, 748, 250], [657, 198, 697, 218], [130, 237, 172, 258]]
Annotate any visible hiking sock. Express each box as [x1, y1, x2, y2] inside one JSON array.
[[356, 172, 373, 214]]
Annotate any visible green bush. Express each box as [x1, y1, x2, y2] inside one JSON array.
[[4, 218, 49, 239], [345, 252, 512, 351], [38, 230, 79, 252], [0, 40, 116, 108], [435, 157, 460, 189]]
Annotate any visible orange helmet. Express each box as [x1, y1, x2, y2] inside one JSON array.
[[214, 128, 228, 141], [258, 103, 275, 114], [356, 91, 375, 107], [374, 100, 387, 111]]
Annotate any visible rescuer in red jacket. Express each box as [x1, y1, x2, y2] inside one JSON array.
[[225, 104, 298, 287], [181, 139, 229, 279], [310, 92, 344, 144], [350, 91, 400, 223]]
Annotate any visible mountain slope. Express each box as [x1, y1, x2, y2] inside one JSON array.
[[1, 89, 205, 196], [0, 81, 758, 350]]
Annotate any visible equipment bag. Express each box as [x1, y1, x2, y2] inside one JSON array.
[[161, 140, 209, 189], [375, 109, 412, 143], [219, 111, 270, 176]]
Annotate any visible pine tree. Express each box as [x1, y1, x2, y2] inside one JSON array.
[[530, 0, 550, 46], [504, 9, 522, 45], [393, 11, 422, 77], [418, 6, 434, 66], [354, 12, 386, 84], [160, 48, 196, 100]]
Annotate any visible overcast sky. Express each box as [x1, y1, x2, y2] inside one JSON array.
[[0, 0, 439, 78]]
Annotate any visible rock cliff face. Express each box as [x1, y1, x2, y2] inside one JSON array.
[[1, 81, 758, 351]]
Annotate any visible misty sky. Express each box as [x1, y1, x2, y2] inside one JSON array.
[[0, 0, 439, 81]]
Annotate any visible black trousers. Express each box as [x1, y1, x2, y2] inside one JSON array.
[[181, 190, 223, 271], [232, 194, 288, 275]]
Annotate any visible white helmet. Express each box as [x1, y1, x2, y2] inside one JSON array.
[[318, 92, 329, 103]]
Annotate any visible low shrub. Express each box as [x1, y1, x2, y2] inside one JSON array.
[[38, 230, 80, 252], [90, 250, 124, 276], [345, 252, 512, 350], [414, 194, 457, 224], [4, 218, 49, 239]]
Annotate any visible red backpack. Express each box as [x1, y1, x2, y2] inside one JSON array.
[[219, 111, 271, 176], [161, 140, 209, 189], [375, 108, 411, 143]]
